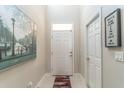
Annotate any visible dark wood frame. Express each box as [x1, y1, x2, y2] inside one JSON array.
[[105, 8, 121, 47]]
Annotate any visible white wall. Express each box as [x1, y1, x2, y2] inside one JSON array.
[[80, 5, 124, 87], [46, 5, 81, 73], [0, 5, 46, 88]]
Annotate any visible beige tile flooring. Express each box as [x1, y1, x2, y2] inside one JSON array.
[[36, 73, 87, 88]]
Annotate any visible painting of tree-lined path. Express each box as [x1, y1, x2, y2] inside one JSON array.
[[0, 6, 37, 67]]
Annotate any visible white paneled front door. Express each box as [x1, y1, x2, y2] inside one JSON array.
[[87, 16, 102, 88], [51, 29, 73, 75]]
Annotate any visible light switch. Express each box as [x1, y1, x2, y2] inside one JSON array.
[[115, 52, 124, 62]]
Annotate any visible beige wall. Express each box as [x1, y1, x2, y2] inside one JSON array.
[[0, 5, 46, 88], [46, 5, 81, 73], [80, 5, 124, 87], [79, 6, 84, 76], [102, 5, 124, 88]]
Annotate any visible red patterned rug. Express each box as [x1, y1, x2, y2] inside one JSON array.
[[53, 76, 71, 88]]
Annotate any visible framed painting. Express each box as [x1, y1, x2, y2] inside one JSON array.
[[105, 8, 121, 47], [0, 5, 37, 70]]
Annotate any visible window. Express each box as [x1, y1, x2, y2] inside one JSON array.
[[52, 24, 73, 31]]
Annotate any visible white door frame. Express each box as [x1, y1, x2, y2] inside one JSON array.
[[86, 8, 103, 87], [51, 23, 75, 76]]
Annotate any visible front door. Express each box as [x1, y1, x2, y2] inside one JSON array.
[[51, 24, 73, 75]]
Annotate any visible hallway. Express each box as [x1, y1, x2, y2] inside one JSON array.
[[0, 5, 124, 88]]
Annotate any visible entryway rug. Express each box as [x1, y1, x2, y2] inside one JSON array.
[[53, 76, 71, 88]]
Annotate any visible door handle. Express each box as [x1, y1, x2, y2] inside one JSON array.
[[86, 57, 90, 61], [69, 51, 73, 57]]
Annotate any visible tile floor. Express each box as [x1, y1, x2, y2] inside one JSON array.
[[36, 73, 87, 88]]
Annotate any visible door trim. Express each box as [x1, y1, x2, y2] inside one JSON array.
[[50, 24, 75, 76], [86, 8, 103, 88]]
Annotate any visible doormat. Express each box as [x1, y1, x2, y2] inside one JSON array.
[[53, 76, 71, 88]]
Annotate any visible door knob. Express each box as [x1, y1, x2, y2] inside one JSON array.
[[70, 51, 73, 57], [86, 57, 90, 60]]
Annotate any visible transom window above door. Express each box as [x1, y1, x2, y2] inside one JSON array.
[[52, 24, 73, 31]]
